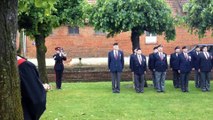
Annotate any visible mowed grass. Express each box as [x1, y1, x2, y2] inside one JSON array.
[[41, 81, 213, 120]]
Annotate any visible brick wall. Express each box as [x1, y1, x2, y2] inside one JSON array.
[[25, 26, 213, 59], [47, 66, 210, 82]]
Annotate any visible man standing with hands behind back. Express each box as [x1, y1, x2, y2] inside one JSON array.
[[198, 46, 212, 92], [108, 43, 124, 93], [132, 48, 147, 93], [154, 45, 168, 93]]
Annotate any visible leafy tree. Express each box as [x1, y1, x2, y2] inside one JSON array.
[[18, 3, 58, 83], [0, 0, 23, 119], [90, 0, 176, 52], [184, 0, 213, 38], [54, 0, 89, 27]]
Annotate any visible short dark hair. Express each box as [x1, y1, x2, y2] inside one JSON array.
[[175, 46, 180, 50], [113, 43, 118, 46]]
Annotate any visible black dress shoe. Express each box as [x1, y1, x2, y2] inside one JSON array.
[[136, 91, 140, 93], [161, 90, 165, 92], [202, 90, 206, 92], [140, 91, 144, 93], [157, 90, 161, 93]]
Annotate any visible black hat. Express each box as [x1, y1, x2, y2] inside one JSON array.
[[55, 47, 62, 51], [113, 43, 118, 46], [157, 45, 163, 48], [195, 46, 200, 49], [137, 48, 141, 51], [175, 46, 180, 50], [153, 46, 158, 50], [182, 46, 187, 49]]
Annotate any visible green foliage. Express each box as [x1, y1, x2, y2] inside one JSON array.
[[54, 0, 90, 27], [184, 0, 213, 38], [19, 0, 57, 15], [18, 3, 58, 38], [18, 0, 58, 38], [90, 0, 176, 41]]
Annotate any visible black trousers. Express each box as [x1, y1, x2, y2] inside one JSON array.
[[173, 70, 180, 88], [201, 72, 211, 91], [194, 70, 201, 88], [180, 72, 190, 92], [151, 70, 157, 88], [55, 70, 63, 89]]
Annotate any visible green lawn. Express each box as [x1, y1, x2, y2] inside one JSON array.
[[41, 81, 213, 120]]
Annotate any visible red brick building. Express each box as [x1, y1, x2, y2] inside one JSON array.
[[24, 0, 213, 58]]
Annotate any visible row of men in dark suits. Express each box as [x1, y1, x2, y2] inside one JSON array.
[[108, 43, 213, 93], [169, 46, 213, 92]]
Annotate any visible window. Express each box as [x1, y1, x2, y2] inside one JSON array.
[[68, 26, 79, 35], [145, 31, 157, 44]]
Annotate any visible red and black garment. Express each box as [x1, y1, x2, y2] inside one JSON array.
[[17, 56, 46, 120]]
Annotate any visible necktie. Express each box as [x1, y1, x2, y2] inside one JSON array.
[[184, 53, 188, 60], [204, 52, 208, 59], [160, 53, 163, 60], [176, 53, 178, 57], [138, 55, 142, 64], [115, 51, 118, 59]]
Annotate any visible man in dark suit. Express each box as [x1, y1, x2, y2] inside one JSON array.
[[178, 46, 192, 92], [148, 46, 158, 89], [108, 43, 124, 93], [198, 46, 212, 92], [191, 46, 201, 88], [132, 48, 147, 93], [170, 46, 181, 88], [154, 45, 168, 92], [53, 47, 67, 89], [130, 48, 137, 88], [17, 56, 46, 120]]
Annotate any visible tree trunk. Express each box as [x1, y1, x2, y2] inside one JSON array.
[[17, 29, 23, 55], [131, 28, 140, 53], [0, 0, 23, 120], [35, 35, 48, 83]]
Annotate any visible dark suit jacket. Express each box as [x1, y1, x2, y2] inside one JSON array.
[[53, 53, 67, 71], [129, 53, 136, 71], [170, 52, 179, 70], [148, 53, 155, 71], [198, 52, 212, 72], [108, 50, 124, 72], [178, 53, 192, 73], [153, 52, 168, 72], [191, 51, 200, 70], [132, 54, 147, 75]]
